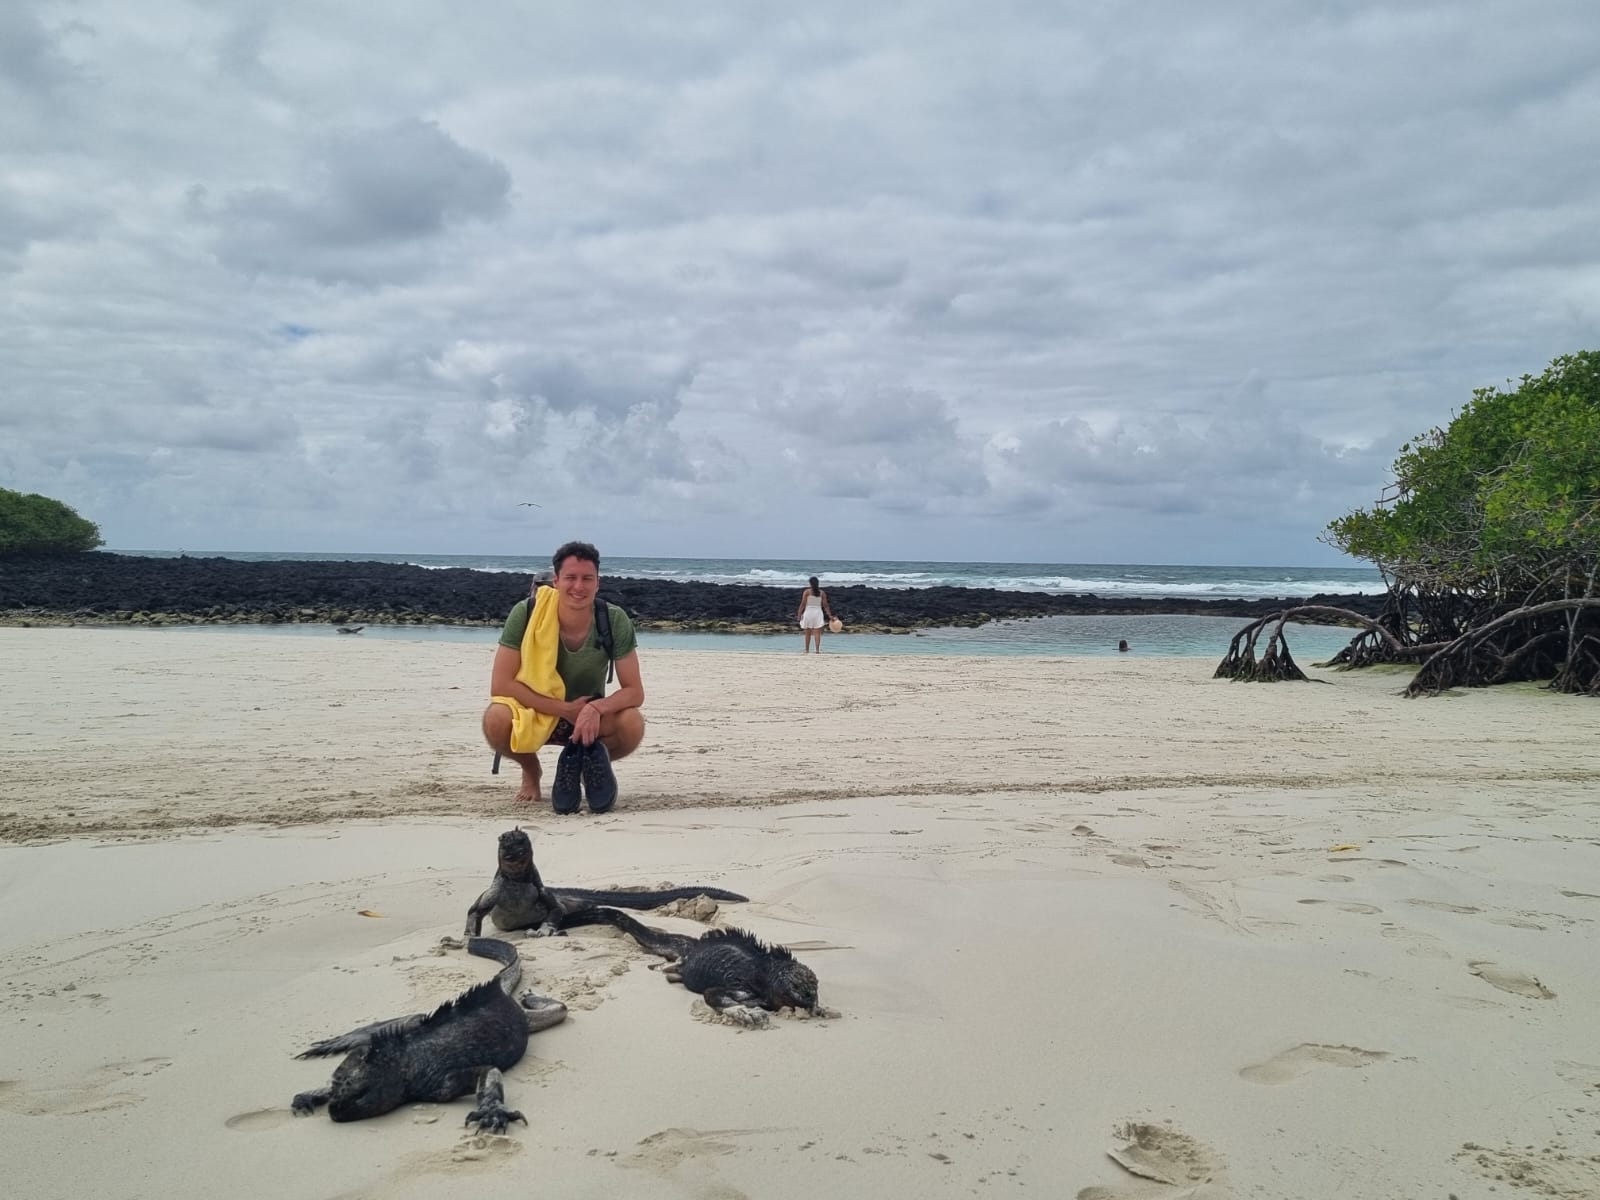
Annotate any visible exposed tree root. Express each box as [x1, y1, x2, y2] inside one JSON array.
[[1214, 606, 1406, 683], [1405, 598, 1600, 696]]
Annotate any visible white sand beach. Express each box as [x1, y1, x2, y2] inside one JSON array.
[[1, 625, 1598, 1199]]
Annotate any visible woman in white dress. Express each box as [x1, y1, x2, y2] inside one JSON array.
[[795, 575, 833, 654]]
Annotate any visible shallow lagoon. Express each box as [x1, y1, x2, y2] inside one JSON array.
[[153, 612, 1360, 661]]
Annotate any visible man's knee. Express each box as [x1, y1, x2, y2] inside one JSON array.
[[605, 708, 645, 760], [482, 703, 512, 749]]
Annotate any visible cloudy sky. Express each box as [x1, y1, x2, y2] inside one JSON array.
[[3, 1, 1597, 566]]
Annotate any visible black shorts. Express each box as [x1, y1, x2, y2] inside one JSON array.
[[546, 718, 576, 746]]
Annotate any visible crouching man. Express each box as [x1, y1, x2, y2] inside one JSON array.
[[481, 540, 645, 814]]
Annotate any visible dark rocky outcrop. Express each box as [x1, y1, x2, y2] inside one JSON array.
[[0, 551, 1388, 632]]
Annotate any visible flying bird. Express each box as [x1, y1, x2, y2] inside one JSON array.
[[516, 501, 542, 507]]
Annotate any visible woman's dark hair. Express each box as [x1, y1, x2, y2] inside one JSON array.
[[809, 575, 820, 595], [552, 540, 601, 573]]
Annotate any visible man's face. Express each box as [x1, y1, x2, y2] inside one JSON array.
[[554, 555, 599, 608]]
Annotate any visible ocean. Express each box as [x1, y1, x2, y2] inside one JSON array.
[[126, 551, 1386, 660]]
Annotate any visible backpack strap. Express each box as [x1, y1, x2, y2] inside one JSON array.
[[593, 595, 615, 684]]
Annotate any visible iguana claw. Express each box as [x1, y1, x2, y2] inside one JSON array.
[[464, 1103, 527, 1134]]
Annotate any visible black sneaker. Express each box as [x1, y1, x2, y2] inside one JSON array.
[[581, 742, 618, 813], [551, 744, 584, 814]]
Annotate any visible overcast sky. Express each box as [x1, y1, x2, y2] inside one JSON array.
[[3, 1, 1597, 566]]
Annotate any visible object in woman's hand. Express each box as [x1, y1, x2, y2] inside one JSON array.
[[828, 617, 843, 633]]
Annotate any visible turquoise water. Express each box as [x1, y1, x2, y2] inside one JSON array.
[[154, 613, 1358, 661]]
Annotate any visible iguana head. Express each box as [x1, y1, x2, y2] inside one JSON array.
[[497, 827, 535, 875], [325, 1041, 409, 1122], [767, 959, 820, 1015]]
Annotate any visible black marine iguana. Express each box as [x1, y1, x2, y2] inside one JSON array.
[[464, 827, 748, 938], [564, 908, 822, 1029], [291, 936, 567, 1130]]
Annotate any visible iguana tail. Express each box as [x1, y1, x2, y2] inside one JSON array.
[[467, 936, 523, 995], [297, 938, 522, 1059], [559, 907, 699, 961], [551, 885, 748, 907]]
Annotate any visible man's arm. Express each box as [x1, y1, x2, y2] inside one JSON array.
[[571, 650, 643, 745], [489, 645, 588, 721]]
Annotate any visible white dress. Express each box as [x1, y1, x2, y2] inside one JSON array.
[[800, 592, 826, 629]]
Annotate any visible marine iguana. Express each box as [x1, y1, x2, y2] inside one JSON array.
[[463, 827, 748, 938], [291, 936, 567, 1129], [564, 908, 821, 1029]]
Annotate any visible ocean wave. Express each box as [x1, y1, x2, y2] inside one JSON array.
[[120, 550, 1386, 599]]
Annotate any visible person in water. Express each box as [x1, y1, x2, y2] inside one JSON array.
[[796, 575, 834, 653]]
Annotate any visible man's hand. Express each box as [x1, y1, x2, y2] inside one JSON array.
[[572, 700, 604, 745]]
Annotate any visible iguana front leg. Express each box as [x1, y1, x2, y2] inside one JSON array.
[[701, 987, 770, 1029], [464, 884, 500, 938], [291, 1086, 330, 1115], [523, 889, 591, 937], [463, 1068, 526, 1134]]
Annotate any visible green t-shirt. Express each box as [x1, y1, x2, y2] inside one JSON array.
[[498, 600, 637, 700]]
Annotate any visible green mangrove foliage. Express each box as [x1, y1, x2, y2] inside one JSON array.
[[1219, 352, 1600, 693], [0, 488, 104, 556], [1326, 351, 1600, 593]]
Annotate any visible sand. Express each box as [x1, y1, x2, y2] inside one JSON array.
[[1, 625, 1598, 1199]]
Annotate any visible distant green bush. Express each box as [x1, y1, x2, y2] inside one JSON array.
[[1320, 350, 1600, 694], [0, 488, 104, 555], [1326, 350, 1600, 590]]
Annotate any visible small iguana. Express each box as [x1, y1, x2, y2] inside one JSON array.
[[464, 827, 748, 938], [565, 907, 822, 1029], [291, 936, 566, 1129]]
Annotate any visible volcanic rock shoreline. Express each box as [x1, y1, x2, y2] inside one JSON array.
[[0, 551, 1388, 633]]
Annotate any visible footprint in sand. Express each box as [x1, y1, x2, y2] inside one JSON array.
[[384, 1132, 526, 1181], [623, 1126, 744, 1170], [1486, 914, 1547, 930], [1407, 899, 1482, 914], [1239, 1043, 1388, 1085], [1076, 1122, 1229, 1199], [1468, 961, 1555, 1000], [1554, 1059, 1600, 1090], [1379, 923, 1450, 959], [1334, 857, 1410, 868], [0, 1057, 173, 1116], [618, 1126, 756, 1197], [1297, 899, 1382, 915], [225, 1108, 296, 1132]]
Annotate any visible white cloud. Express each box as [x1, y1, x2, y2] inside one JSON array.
[[3, 0, 1598, 562], [198, 118, 511, 284]]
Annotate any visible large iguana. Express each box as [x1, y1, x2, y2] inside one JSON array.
[[464, 827, 748, 938], [291, 936, 566, 1129], [564, 907, 822, 1029]]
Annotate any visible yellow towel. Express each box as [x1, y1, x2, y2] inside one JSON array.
[[489, 585, 565, 753]]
